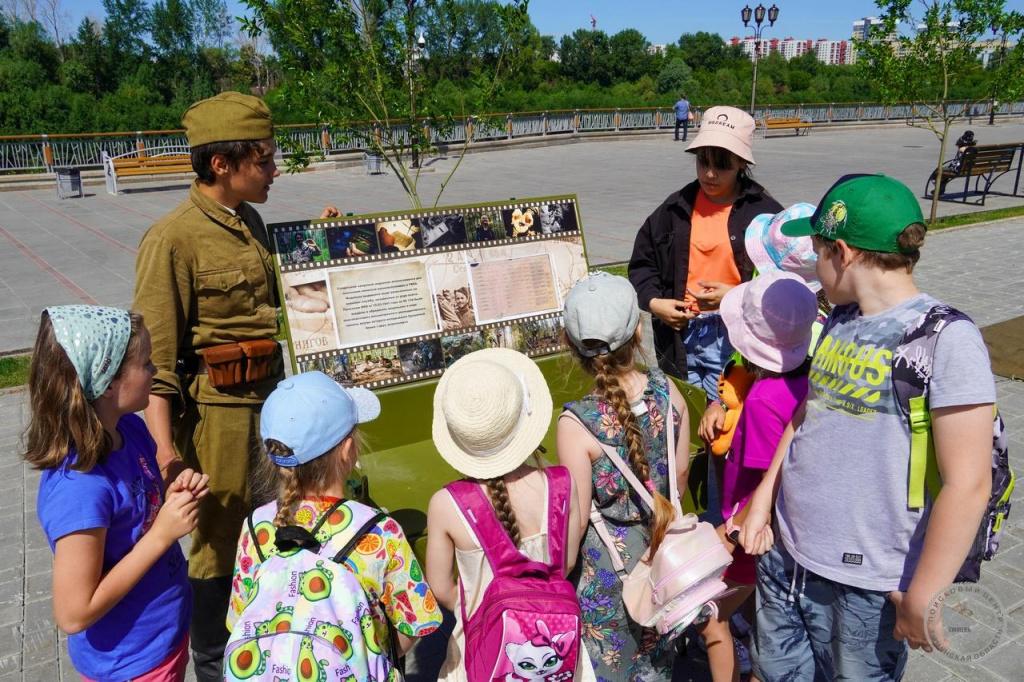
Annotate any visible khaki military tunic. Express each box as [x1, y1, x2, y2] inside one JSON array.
[[134, 182, 284, 579]]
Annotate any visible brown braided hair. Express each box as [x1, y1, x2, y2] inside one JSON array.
[[481, 477, 522, 547], [264, 437, 352, 527], [568, 334, 676, 560]]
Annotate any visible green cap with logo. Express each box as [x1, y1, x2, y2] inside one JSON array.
[[780, 174, 925, 253]]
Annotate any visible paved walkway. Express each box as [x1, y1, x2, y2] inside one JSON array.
[[0, 126, 1023, 681], [1, 122, 1023, 353]]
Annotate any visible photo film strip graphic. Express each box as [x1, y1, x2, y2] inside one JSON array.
[[274, 197, 581, 273], [296, 311, 567, 390]]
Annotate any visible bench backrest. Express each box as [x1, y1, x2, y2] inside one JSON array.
[[961, 144, 1019, 173], [764, 117, 806, 126]]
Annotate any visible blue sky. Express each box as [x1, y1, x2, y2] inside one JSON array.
[[66, 0, 1024, 44]]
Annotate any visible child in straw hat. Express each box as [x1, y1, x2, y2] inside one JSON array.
[[425, 348, 587, 681]]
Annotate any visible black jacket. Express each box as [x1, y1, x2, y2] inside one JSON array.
[[628, 178, 783, 378]]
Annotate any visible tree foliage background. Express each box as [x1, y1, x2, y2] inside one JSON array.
[[0, 0, 1015, 135]]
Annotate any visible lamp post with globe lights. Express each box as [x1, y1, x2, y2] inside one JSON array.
[[742, 4, 779, 116]]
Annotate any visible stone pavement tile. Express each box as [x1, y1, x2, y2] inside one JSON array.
[[980, 645, 1024, 682], [23, 572, 51, 605], [988, 544, 1024, 590], [22, 598, 54, 635], [22, 659, 59, 681], [903, 651, 956, 682], [0, 654, 21, 678]]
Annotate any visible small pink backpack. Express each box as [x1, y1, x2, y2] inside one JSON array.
[[446, 466, 583, 682]]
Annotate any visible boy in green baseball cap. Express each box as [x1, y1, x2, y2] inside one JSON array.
[[737, 174, 996, 678]]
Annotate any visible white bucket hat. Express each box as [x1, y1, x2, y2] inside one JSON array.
[[687, 106, 757, 165], [432, 348, 553, 479]]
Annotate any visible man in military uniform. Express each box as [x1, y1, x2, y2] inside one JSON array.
[[133, 92, 337, 681]]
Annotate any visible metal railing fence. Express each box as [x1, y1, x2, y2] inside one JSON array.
[[3, 100, 1022, 173]]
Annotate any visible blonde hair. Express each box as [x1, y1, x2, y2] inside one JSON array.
[[567, 334, 676, 559], [23, 311, 146, 472], [263, 432, 360, 527]]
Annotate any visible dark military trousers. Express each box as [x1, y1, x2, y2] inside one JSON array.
[[175, 400, 265, 682]]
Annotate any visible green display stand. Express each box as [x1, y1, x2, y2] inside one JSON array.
[[354, 353, 707, 559]]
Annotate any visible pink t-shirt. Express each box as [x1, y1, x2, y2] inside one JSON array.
[[721, 373, 808, 584]]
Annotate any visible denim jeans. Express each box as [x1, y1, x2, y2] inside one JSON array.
[[683, 313, 733, 402], [751, 543, 908, 682]]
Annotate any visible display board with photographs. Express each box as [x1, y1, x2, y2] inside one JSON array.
[[272, 196, 589, 389]]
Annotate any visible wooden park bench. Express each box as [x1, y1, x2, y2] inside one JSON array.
[[924, 142, 1023, 206], [102, 146, 192, 195], [759, 117, 812, 137]]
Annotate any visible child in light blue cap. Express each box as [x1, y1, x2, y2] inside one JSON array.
[[24, 305, 209, 681], [225, 371, 442, 676]]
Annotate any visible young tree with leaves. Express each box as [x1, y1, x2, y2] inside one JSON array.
[[241, 0, 530, 209], [857, 0, 1023, 221]]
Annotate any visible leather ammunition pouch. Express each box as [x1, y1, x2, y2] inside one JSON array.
[[198, 339, 279, 389]]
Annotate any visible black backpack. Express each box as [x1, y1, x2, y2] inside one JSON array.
[[892, 304, 1015, 583]]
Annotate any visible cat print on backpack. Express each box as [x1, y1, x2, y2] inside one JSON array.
[[500, 619, 576, 681]]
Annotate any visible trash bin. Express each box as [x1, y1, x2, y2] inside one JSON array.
[[55, 167, 83, 199], [363, 152, 383, 175]]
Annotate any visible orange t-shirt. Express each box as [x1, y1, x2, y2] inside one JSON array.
[[683, 190, 742, 311]]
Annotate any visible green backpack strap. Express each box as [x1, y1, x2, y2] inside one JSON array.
[[907, 395, 942, 509]]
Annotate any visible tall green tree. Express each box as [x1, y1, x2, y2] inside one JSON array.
[[857, 0, 1024, 221], [677, 31, 728, 73], [242, 0, 531, 208], [608, 29, 651, 82], [558, 29, 611, 84]]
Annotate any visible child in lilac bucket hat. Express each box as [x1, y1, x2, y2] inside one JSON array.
[[706, 272, 818, 660]]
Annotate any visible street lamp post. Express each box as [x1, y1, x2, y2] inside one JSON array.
[[742, 4, 779, 117], [988, 22, 1008, 126]]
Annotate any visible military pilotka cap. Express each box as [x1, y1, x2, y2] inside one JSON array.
[[781, 174, 925, 253], [182, 91, 273, 148]]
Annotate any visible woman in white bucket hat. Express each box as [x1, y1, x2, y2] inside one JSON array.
[[424, 348, 589, 681]]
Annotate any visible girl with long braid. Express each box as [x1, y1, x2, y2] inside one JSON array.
[[425, 348, 586, 681], [558, 273, 697, 681]]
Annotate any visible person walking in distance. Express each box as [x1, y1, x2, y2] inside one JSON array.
[[674, 94, 691, 141]]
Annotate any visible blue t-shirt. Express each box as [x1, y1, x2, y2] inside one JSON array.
[[674, 98, 690, 120], [37, 413, 190, 680]]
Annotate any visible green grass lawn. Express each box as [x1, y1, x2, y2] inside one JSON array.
[[929, 204, 1024, 230], [0, 355, 30, 389]]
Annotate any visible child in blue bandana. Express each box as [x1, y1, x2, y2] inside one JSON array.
[[24, 305, 209, 681]]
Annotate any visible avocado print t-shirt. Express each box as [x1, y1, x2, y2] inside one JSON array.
[[228, 497, 441, 642], [776, 294, 995, 592]]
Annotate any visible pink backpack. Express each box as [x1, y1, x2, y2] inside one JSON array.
[[446, 466, 583, 682]]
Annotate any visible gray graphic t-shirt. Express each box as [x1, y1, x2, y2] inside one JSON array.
[[776, 294, 995, 591]]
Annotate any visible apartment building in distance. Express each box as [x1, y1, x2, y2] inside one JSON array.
[[729, 35, 852, 65]]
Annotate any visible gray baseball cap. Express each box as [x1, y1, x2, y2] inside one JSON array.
[[563, 272, 640, 357]]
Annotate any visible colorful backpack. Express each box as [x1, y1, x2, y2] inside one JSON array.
[[446, 466, 582, 682], [224, 500, 402, 682], [893, 304, 1015, 583]]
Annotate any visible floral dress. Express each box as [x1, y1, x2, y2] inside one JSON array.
[[565, 368, 680, 682]]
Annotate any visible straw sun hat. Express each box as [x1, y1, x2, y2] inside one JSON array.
[[432, 348, 553, 480]]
